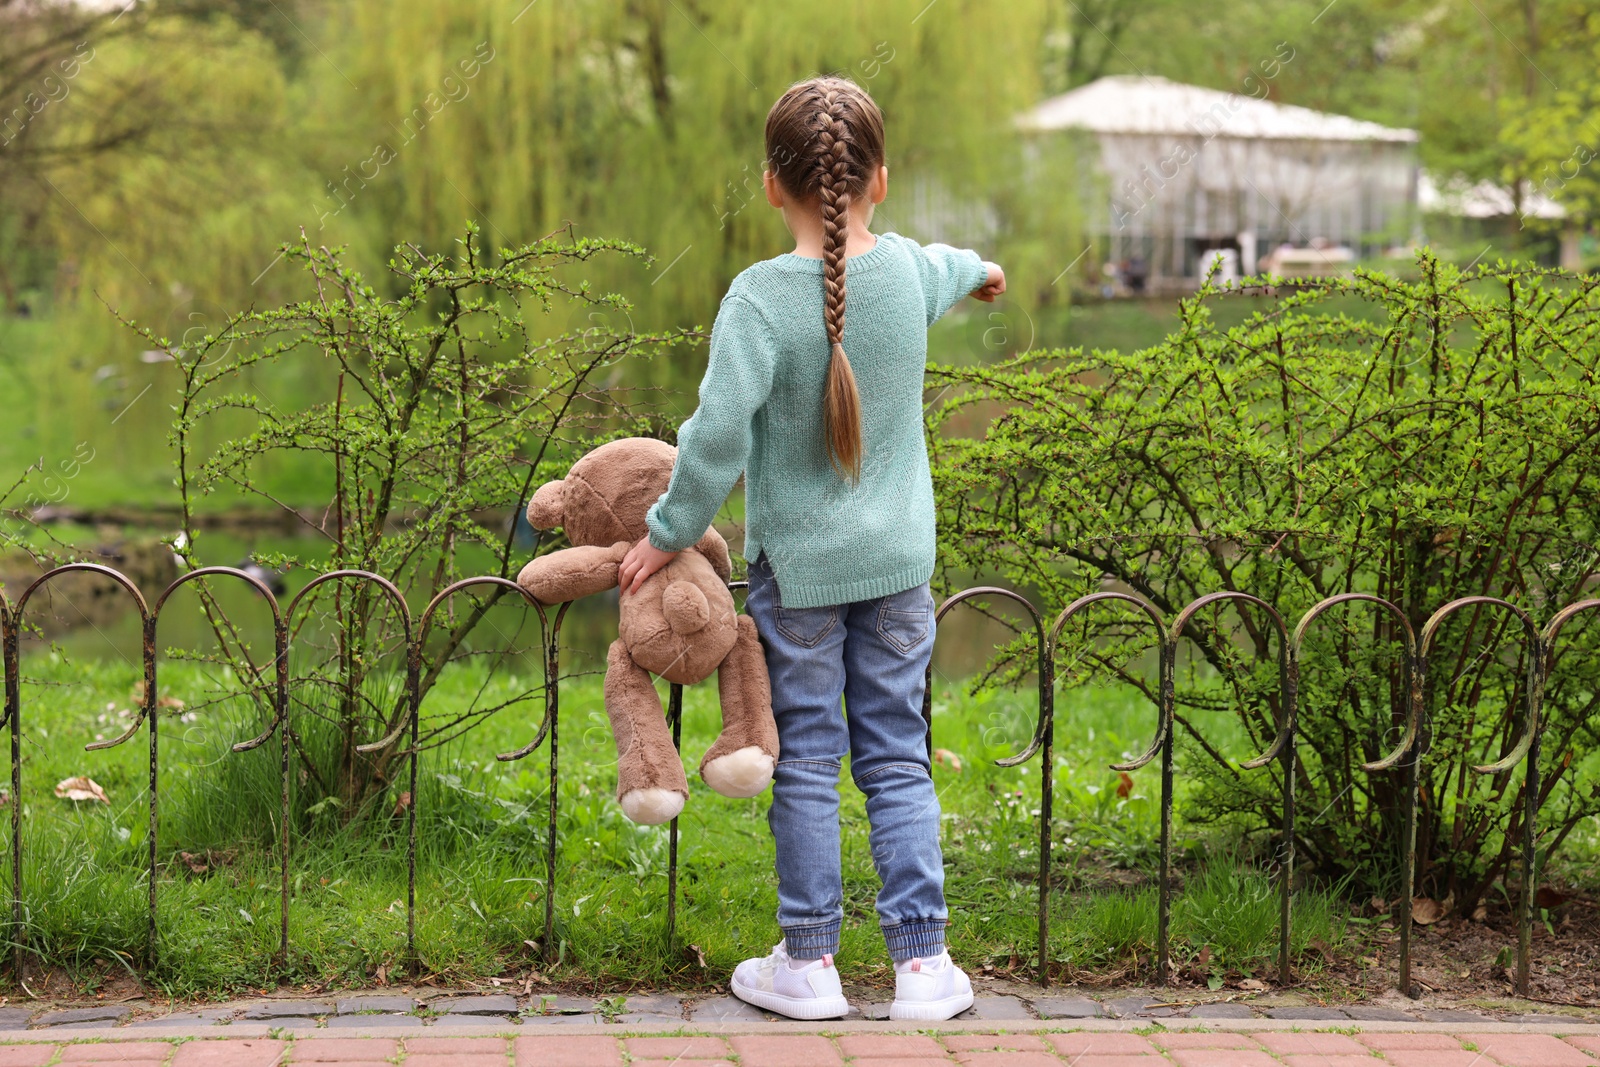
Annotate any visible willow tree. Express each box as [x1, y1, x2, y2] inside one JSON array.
[[298, 0, 1059, 354]]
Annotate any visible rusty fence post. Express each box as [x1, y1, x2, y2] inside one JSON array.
[[666, 683, 684, 947], [1534, 600, 1600, 995], [925, 589, 1047, 979], [1290, 594, 1422, 995], [1047, 593, 1168, 987], [1, 590, 18, 978], [154, 568, 289, 962], [1166, 593, 1292, 986], [497, 599, 567, 965], [291, 571, 413, 963], [15, 566, 156, 963], [1419, 597, 1542, 998], [361, 576, 541, 970]]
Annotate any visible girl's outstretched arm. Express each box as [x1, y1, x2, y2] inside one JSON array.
[[904, 237, 994, 325]]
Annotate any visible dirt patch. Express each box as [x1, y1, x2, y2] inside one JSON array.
[[1324, 897, 1600, 1006]]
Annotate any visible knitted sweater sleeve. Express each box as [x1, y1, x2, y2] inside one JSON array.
[[906, 238, 990, 326], [645, 295, 776, 553]]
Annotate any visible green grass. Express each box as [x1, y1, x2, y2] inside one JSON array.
[[5, 654, 1349, 998]]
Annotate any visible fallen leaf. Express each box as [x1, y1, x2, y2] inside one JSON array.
[[933, 748, 962, 773], [54, 777, 108, 804], [1471, 905, 1487, 922], [1238, 978, 1267, 991], [392, 791, 412, 818], [131, 682, 184, 709], [1116, 772, 1135, 798], [1412, 897, 1443, 925], [181, 848, 234, 878], [1369, 895, 1388, 914], [1535, 886, 1575, 909]]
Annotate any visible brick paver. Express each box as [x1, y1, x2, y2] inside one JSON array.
[[1381, 1052, 1498, 1067], [1067, 1059, 1174, 1067], [950, 1054, 1061, 1067], [406, 1036, 506, 1054], [514, 1034, 625, 1067], [406, 1055, 508, 1067], [1151, 1032, 1264, 1050], [1358, 1033, 1468, 1051], [942, 1034, 1051, 1053], [1045, 1033, 1161, 1056], [57, 1043, 171, 1061], [729, 1034, 845, 1066], [292, 1038, 401, 1061], [1459, 1033, 1596, 1067], [0, 1049, 57, 1067], [1168, 1051, 1283, 1067], [1281, 1057, 1389, 1067], [170, 1039, 287, 1067], [1256, 1033, 1369, 1056], [624, 1036, 733, 1059], [836, 1034, 948, 1059]]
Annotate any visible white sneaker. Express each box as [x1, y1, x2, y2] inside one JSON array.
[[889, 950, 974, 1021], [730, 941, 850, 1020]]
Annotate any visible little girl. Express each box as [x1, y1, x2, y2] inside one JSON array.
[[618, 75, 1004, 1022]]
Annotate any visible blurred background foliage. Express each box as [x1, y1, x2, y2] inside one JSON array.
[[5, 0, 1599, 417]]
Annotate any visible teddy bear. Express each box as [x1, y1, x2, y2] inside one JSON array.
[[516, 437, 779, 825]]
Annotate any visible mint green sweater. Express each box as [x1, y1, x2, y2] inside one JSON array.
[[645, 232, 989, 609]]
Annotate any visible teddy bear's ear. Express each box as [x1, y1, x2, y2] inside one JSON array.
[[526, 479, 567, 530]]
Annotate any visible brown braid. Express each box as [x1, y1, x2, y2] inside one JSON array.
[[764, 77, 885, 483], [815, 87, 861, 481]]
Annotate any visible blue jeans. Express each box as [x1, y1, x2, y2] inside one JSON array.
[[745, 553, 947, 962]]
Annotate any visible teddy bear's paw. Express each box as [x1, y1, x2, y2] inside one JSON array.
[[701, 746, 777, 799], [619, 787, 686, 825]]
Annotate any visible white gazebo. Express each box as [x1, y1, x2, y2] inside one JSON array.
[[1018, 75, 1421, 288]]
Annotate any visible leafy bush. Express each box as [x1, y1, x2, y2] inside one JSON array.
[[121, 224, 690, 819], [928, 254, 1600, 912]]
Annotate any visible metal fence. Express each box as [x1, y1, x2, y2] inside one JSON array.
[[0, 563, 1591, 999]]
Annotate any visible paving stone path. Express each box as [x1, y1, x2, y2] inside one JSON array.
[[3, 993, 1594, 1032], [3, 1028, 1600, 1065]]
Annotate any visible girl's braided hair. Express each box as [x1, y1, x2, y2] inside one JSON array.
[[765, 76, 885, 482]]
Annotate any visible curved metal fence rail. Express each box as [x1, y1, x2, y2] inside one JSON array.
[[0, 564, 1591, 1000]]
